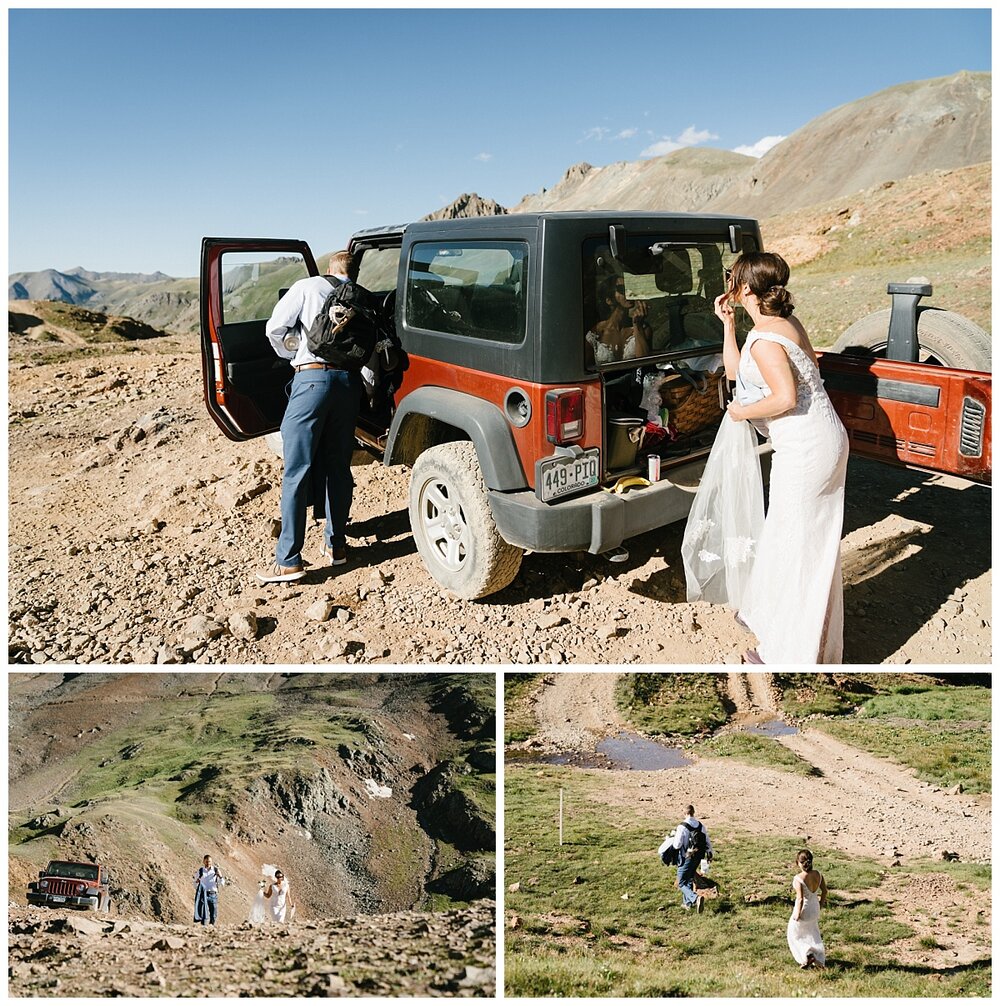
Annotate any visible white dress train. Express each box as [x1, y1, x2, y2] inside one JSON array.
[[735, 331, 848, 663], [787, 876, 826, 966]]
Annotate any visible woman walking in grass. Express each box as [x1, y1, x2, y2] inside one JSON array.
[[787, 849, 827, 968]]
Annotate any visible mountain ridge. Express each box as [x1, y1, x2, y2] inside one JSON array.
[[8, 71, 990, 337]]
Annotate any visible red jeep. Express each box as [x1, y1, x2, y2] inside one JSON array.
[[26, 860, 112, 911], [200, 214, 991, 598]]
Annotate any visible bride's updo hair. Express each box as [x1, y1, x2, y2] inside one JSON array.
[[797, 849, 814, 871], [729, 251, 794, 318]]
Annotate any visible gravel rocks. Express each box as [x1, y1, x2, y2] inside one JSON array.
[[6, 348, 992, 665]]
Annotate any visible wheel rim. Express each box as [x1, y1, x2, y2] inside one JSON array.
[[418, 477, 470, 573]]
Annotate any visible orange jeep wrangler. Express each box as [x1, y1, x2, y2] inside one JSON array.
[[201, 214, 991, 598]]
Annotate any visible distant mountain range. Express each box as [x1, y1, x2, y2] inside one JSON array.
[[9, 70, 990, 335]]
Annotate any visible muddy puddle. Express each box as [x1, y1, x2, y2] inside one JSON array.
[[508, 731, 692, 771]]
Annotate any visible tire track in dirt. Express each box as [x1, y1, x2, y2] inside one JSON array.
[[531, 672, 622, 751]]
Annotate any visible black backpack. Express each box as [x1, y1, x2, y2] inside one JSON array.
[[685, 821, 707, 861], [305, 276, 378, 371]]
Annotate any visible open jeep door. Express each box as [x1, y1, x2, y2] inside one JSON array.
[[819, 353, 991, 485], [200, 237, 318, 441]]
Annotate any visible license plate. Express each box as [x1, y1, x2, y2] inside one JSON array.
[[50, 896, 66, 903], [538, 449, 600, 502]]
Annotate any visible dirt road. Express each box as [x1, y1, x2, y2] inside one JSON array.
[[8, 338, 992, 665], [523, 673, 991, 863]]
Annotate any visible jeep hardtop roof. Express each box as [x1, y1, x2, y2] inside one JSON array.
[[350, 210, 760, 244]]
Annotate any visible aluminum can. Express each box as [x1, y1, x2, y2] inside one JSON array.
[[647, 454, 661, 482]]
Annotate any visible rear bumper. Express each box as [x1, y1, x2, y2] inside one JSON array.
[[489, 453, 710, 554]]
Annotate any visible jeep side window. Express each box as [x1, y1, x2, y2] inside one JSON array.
[[405, 241, 526, 344], [220, 252, 310, 325], [583, 237, 754, 370], [356, 246, 401, 296]]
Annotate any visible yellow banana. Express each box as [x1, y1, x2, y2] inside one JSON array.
[[604, 476, 652, 495]]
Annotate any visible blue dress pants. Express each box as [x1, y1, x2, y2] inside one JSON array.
[[276, 368, 361, 567], [677, 857, 699, 907]]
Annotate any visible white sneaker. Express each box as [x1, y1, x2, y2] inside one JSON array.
[[255, 563, 306, 583]]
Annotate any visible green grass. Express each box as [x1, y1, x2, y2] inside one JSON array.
[[503, 673, 541, 743], [615, 673, 728, 737], [817, 720, 991, 794], [505, 763, 989, 997], [857, 686, 991, 723], [700, 732, 820, 776]]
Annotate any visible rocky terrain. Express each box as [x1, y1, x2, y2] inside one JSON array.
[[7, 333, 991, 665], [7, 902, 496, 997]]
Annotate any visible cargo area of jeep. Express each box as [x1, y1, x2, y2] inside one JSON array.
[[26, 860, 112, 912], [200, 212, 991, 599]]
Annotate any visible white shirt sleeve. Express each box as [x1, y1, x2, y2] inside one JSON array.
[[265, 282, 307, 360]]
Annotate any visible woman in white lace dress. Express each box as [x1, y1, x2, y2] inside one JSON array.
[[585, 275, 651, 366], [787, 849, 827, 968], [715, 252, 848, 663]]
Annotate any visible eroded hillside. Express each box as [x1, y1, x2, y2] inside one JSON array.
[[9, 672, 496, 923]]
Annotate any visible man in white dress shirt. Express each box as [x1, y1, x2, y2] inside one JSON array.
[[256, 250, 364, 583], [672, 804, 714, 913]]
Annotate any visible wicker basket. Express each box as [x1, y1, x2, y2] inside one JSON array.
[[658, 368, 725, 435]]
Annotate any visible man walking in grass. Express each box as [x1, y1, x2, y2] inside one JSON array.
[[673, 805, 713, 913]]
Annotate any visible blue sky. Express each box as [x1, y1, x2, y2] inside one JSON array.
[[7, 7, 991, 277]]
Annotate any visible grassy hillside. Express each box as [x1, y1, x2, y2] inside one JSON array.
[[9, 673, 495, 921], [763, 162, 990, 345], [773, 673, 991, 794], [505, 763, 990, 997]]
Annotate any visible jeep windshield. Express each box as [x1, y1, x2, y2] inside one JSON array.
[[583, 235, 753, 371], [46, 861, 100, 881]]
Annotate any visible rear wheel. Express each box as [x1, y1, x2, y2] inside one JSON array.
[[409, 442, 523, 599], [832, 307, 991, 371]]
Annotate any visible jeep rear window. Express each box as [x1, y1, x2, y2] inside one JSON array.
[[405, 241, 526, 344], [46, 862, 100, 881], [221, 252, 310, 325], [583, 236, 753, 371]]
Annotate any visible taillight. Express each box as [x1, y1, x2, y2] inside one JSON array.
[[545, 389, 584, 445]]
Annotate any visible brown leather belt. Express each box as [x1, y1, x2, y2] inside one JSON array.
[[295, 363, 341, 371]]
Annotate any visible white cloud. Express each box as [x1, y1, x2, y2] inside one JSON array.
[[615, 128, 638, 140], [678, 125, 718, 146], [582, 126, 610, 142], [641, 138, 683, 157], [474, 152, 493, 162], [640, 124, 718, 158], [353, 209, 369, 216], [732, 134, 786, 158]]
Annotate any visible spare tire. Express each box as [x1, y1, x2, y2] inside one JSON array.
[[832, 307, 991, 372]]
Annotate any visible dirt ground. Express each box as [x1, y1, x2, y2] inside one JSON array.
[[7, 335, 992, 665], [7, 903, 496, 997], [510, 671, 992, 969]]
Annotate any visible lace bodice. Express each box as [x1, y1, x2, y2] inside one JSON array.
[[739, 331, 839, 427], [587, 328, 639, 364]]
